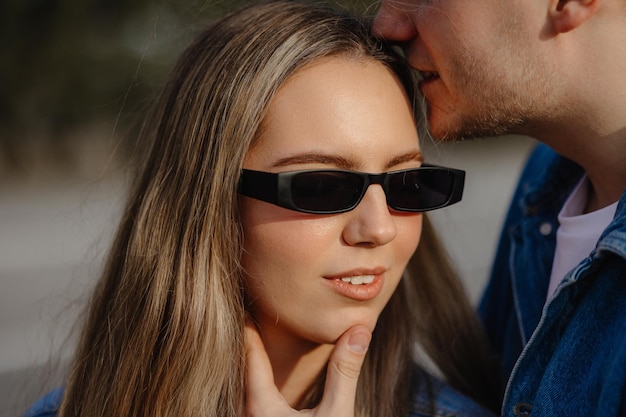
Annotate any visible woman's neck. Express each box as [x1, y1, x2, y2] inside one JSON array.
[[259, 323, 334, 407]]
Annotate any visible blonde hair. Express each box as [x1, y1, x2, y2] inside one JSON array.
[[59, 2, 498, 416]]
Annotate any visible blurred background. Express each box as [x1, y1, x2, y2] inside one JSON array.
[[0, 0, 537, 415]]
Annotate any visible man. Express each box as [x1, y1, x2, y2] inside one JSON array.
[[373, 0, 626, 416]]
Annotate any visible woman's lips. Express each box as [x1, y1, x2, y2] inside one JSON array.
[[340, 275, 375, 285], [323, 270, 385, 301]]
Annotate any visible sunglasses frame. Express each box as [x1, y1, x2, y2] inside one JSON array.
[[238, 163, 465, 214]]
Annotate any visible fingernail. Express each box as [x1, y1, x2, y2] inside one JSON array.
[[348, 331, 371, 354]]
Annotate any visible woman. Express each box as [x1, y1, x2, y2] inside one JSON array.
[[24, 1, 498, 416]]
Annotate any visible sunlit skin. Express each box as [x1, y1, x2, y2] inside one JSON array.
[[373, 0, 559, 141], [373, 0, 626, 212], [239, 57, 423, 407]]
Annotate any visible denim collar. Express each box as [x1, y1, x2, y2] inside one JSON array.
[[517, 151, 583, 218]]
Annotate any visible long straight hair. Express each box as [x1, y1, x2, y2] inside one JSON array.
[[58, 2, 499, 416]]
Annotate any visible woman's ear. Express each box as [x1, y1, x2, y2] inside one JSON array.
[[550, 0, 601, 33]]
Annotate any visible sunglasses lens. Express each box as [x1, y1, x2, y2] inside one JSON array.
[[387, 169, 454, 211], [291, 171, 363, 212]]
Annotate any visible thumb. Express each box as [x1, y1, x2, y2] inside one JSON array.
[[316, 325, 372, 415]]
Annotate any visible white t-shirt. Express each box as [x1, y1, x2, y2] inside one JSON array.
[[547, 175, 618, 301]]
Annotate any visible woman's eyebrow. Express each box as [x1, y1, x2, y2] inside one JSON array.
[[385, 150, 424, 170], [271, 150, 423, 171], [271, 154, 356, 170]]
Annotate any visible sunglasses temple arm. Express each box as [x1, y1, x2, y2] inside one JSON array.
[[239, 171, 279, 205], [449, 170, 465, 205]]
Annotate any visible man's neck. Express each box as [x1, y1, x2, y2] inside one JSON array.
[[537, 124, 626, 212]]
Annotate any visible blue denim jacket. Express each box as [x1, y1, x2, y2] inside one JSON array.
[[479, 144, 626, 416], [23, 368, 495, 417], [410, 368, 496, 417]]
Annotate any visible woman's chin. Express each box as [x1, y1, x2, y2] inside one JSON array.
[[324, 317, 378, 344]]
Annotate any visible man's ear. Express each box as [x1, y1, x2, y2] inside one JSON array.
[[550, 0, 600, 33]]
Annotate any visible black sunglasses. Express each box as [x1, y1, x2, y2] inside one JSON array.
[[238, 163, 464, 214]]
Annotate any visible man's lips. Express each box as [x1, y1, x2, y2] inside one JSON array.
[[418, 70, 440, 85]]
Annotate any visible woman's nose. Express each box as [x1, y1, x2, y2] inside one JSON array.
[[342, 185, 398, 247], [373, 1, 419, 42]]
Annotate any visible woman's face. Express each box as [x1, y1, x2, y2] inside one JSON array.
[[240, 57, 423, 346]]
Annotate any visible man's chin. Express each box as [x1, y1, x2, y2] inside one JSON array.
[[426, 115, 515, 142], [424, 111, 464, 141], [425, 119, 469, 142]]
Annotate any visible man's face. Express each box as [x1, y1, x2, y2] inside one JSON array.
[[374, 0, 558, 141]]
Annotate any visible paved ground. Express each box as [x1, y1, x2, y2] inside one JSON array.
[[0, 135, 537, 416]]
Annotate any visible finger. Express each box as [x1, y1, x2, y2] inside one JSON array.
[[244, 321, 291, 416], [315, 325, 371, 415]]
